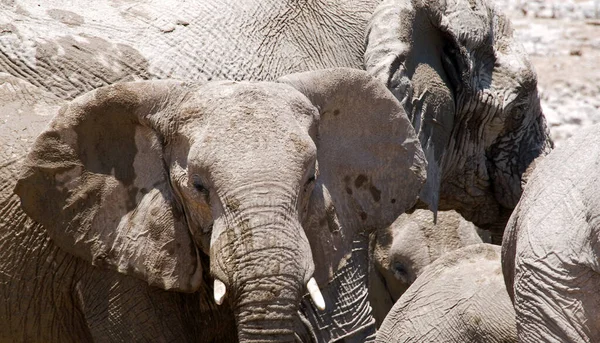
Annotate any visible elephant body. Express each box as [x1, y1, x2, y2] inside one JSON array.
[[0, 2, 401, 341], [376, 244, 517, 343], [502, 123, 600, 342], [0, 212, 236, 342], [0, 0, 378, 99], [369, 209, 485, 325]]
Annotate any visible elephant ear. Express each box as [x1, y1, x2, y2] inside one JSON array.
[[279, 68, 426, 283], [14, 81, 203, 292], [364, 0, 465, 218]]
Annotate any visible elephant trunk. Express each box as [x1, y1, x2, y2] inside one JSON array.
[[210, 200, 315, 343], [234, 272, 302, 342]]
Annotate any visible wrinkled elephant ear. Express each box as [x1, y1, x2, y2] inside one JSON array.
[[15, 81, 203, 292], [364, 0, 462, 217], [279, 68, 426, 283]]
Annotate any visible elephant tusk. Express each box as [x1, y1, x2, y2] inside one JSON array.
[[214, 279, 226, 305], [307, 277, 326, 311]]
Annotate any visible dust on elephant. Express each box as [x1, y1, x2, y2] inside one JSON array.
[[364, 0, 553, 237], [377, 244, 517, 342], [0, 0, 379, 99], [369, 209, 485, 325], [0, 68, 426, 342], [0, 74, 239, 342], [502, 123, 600, 342], [3, 0, 551, 237], [1, 2, 402, 340], [2, 0, 550, 339]]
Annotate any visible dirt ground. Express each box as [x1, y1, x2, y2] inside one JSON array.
[[496, 0, 600, 146]]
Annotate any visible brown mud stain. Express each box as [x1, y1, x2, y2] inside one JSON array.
[[47, 9, 85, 27]]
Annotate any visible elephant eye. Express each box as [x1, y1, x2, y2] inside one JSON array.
[[192, 179, 209, 197], [392, 262, 408, 279], [511, 104, 526, 121], [304, 175, 316, 194]]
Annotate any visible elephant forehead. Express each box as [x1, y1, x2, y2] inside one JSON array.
[[179, 83, 318, 176], [202, 81, 312, 108], [182, 81, 317, 126], [192, 123, 316, 169]]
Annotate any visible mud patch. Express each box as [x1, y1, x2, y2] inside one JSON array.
[[354, 174, 367, 188], [47, 9, 85, 27], [369, 185, 381, 202], [0, 23, 17, 35], [34, 35, 151, 99]]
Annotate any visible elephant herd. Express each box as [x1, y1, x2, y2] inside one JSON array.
[[0, 0, 596, 342]]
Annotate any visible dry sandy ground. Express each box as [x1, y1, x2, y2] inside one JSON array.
[[496, 0, 600, 146]]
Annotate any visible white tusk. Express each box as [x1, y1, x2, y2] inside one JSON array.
[[307, 277, 326, 311], [214, 279, 226, 305]]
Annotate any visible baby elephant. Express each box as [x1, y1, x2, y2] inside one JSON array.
[[376, 244, 517, 343], [369, 209, 487, 325]]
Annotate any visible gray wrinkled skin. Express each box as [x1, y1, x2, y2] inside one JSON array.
[[369, 209, 484, 326], [364, 0, 553, 238], [0, 1, 405, 341], [1, 0, 550, 340], [0, 74, 240, 342], [0, 0, 376, 99], [377, 244, 517, 343], [502, 123, 600, 343], [1, 1, 552, 241], [0, 70, 426, 342]]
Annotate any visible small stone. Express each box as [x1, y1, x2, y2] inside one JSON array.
[[160, 24, 176, 33], [570, 49, 583, 56]]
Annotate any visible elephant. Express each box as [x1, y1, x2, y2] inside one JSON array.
[[2, 0, 552, 236], [364, 0, 553, 239], [376, 244, 517, 342], [0, 73, 243, 342], [368, 209, 486, 326], [0, 68, 427, 342], [502, 123, 600, 342], [1, 0, 551, 339]]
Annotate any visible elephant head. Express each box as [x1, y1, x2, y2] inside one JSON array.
[[364, 0, 553, 238], [15, 68, 426, 342], [369, 209, 483, 325], [375, 244, 517, 343]]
